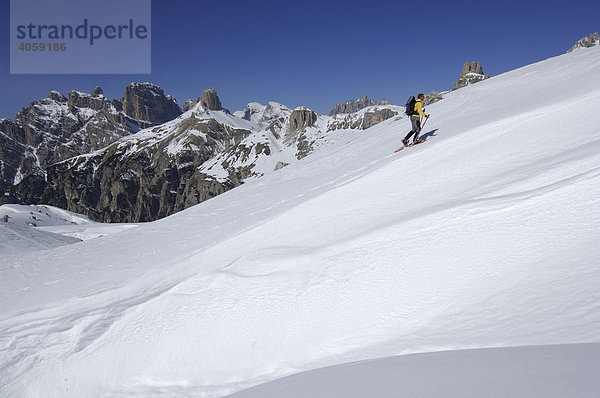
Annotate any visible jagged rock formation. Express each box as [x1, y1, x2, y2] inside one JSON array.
[[119, 83, 182, 127], [423, 91, 444, 106], [14, 112, 247, 222], [327, 107, 398, 131], [0, 84, 182, 199], [452, 61, 491, 91], [182, 98, 200, 112], [285, 107, 318, 159], [184, 89, 228, 113], [0, 120, 34, 202], [90, 86, 104, 97], [567, 32, 600, 52], [329, 96, 391, 115], [288, 107, 317, 133], [200, 88, 223, 111]]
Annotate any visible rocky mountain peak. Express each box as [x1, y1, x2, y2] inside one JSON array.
[[200, 88, 223, 111], [1, 82, 184, 198], [567, 32, 600, 53], [48, 91, 67, 102], [329, 96, 391, 116], [90, 86, 104, 97], [68, 90, 107, 111], [452, 61, 491, 91], [182, 98, 200, 112], [120, 82, 182, 125], [460, 61, 484, 76]]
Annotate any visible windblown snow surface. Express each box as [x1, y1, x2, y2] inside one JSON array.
[[1, 47, 600, 397]]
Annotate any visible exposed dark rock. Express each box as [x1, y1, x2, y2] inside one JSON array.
[[1, 83, 182, 192], [48, 91, 67, 102], [567, 32, 600, 53], [0, 120, 28, 191], [68, 90, 106, 111], [90, 86, 104, 97], [121, 82, 182, 126], [15, 114, 252, 223]]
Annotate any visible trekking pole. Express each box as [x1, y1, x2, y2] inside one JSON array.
[[420, 115, 429, 130]]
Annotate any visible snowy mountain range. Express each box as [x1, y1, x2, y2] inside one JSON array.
[[1, 40, 599, 397], [0, 83, 181, 196], [10, 91, 402, 222]]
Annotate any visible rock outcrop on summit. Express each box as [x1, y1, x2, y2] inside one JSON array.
[[452, 61, 490, 91], [200, 88, 224, 111], [119, 83, 182, 127], [567, 32, 600, 52]]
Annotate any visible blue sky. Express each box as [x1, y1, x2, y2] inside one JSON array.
[[1, 0, 599, 118]]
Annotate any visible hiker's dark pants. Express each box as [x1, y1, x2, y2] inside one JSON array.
[[404, 116, 421, 142]]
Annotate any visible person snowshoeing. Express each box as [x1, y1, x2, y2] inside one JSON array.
[[403, 93, 429, 146]]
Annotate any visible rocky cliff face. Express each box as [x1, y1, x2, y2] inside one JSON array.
[[288, 108, 317, 133], [119, 83, 182, 127], [0, 83, 182, 198], [567, 32, 600, 53], [200, 88, 224, 111], [423, 91, 444, 106], [0, 120, 32, 201], [329, 96, 391, 115], [452, 61, 490, 91], [327, 107, 398, 131], [16, 113, 246, 222], [13, 88, 265, 222]]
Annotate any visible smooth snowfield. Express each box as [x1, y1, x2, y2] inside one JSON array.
[[1, 47, 600, 397], [0, 204, 139, 256], [228, 343, 600, 398]]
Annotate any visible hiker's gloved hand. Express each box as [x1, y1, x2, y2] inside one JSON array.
[[426, 114, 430, 118]]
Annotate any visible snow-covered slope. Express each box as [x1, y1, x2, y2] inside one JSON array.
[[0, 204, 83, 255], [0, 204, 91, 228], [1, 46, 600, 397], [0, 204, 139, 255]]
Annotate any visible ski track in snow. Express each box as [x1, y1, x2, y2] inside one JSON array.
[[0, 47, 600, 397]]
